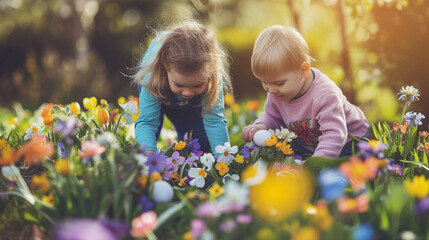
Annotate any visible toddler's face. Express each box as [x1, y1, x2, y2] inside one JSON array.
[[258, 68, 309, 102], [167, 68, 208, 99]]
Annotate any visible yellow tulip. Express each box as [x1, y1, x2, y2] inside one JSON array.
[[100, 99, 107, 105], [83, 97, 97, 110], [117, 97, 126, 105], [97, 107, 110, 124], [70, 102, 81, 115]]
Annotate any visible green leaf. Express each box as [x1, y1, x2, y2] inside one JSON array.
[[303, 156, 350, 174], [401, 160, 429, 172]]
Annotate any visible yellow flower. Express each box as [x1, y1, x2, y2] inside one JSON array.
[[276, 141, 293, 155], [32, 173, 50, 194], [231, 103, 240, 113], [117, 97, 126, 105], [178, 177, 188, 187], [264, 135, 278, 146], [0, 139, 8, 150], [100, 99, 108, 105], [42, 194, 54, 206], [234, 154, 244, 164], [306, 201, 333, 230], [215, 161, 229, 176], [55, 158, 70, 175], [97, 107, 110, 124], [70, 102, 81, 115], [224, 93, 235, 107], [137, 174, 148, 189], [174, 141, 187, 151], [182, 231, 194, 240], [292, 227, 319, 240], [257, 227, 275, 240], [249, 167, 313, 222], [208, 183, 224, 197], [150, 172, 162, 184], [83, 97, 97, 110], [0, 145, 19, 166], [405, 175, 429, 199]]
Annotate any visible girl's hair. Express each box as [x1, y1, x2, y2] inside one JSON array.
[[134, 20, 232, 112], [251, 25, 314, 80]]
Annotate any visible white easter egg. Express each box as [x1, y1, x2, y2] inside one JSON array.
[[253, 130, 273, 147], [152, 180, 174, 203]]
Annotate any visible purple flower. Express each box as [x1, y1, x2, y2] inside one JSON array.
[[57, 142, 67, 158], [139, 196, 154, 213], [386, 163, 402, 176], [53, 218, 129, 240], [0, 183, 15, 200], [240, 144, 257, 158], [196, 201, 220, 218], [415, 197, 429, 216], [358, 141, 388, 158], [318, 169, 348, 201], [236, 214, 252, 224], [188, 139, 203, 156], [191, 219, 206, 239], [352, 224, 374, 240], [166, 151, 185, 172], [219, 219, 237, 233], [405, 111, 425, 126], [185, 153, 199, 167], [145, 152, 166, 175], [53, 119, 81, 144]]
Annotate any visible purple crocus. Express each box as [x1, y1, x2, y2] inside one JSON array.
[[240, 144, 257, 158], [358, 140, 388, 158], [386, 163, 402, 176], [139, 196, 154, 213], [166, 151, 185, 172], [415, 197, 429, 216], [188, 139, 203, 156], [145, 152, 166, 175], [53, 218, 129, 240], [196, 201, 221, 218], [236, 214, 252, 224]]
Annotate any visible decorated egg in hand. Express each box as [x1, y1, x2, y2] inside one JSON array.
[[253, 130, 273, 147]]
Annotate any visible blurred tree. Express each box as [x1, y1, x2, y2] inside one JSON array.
[[364, 0, 429, 126]]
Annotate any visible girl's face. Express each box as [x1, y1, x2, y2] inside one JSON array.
[[258, 66, 312, 102], [167, 68, 208, 99]]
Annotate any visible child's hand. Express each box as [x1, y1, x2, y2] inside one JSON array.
[[144, 150, 156, 156], [241, 123, 268, 142]]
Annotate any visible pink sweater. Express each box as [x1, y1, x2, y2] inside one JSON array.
[[255, 68, 369, 159]]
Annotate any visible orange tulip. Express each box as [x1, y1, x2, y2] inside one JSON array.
[[97, 107, 109, 124]]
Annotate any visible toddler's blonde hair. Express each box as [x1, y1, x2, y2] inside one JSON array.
[[251, 25, 314, 80]]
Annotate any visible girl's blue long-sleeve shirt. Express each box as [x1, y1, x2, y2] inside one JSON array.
[[134, 32, 229, 153]]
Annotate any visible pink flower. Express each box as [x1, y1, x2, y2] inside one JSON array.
[[79, 140, 106, 159], [130, 211, 158, 238], [337, 194, 369, 213]]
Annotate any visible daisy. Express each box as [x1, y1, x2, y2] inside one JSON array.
[[24, 123, 44, 141], [397, 85, 420, 105]]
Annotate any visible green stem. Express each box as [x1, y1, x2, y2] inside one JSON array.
[[114, 113, 125, 135]]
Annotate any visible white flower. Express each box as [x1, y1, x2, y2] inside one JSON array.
[[200, 153, 215, 171], [215, 142, 238, 163], [119, 101, 138, 125], [188, 167, 207, 188], [222, 173, 240, 184], [269, 126, 297, 142], [218, 180, 249, 208], [152, 181, 174, 203], [398, 85, 420, 105], [242, 161, 267, 187], [24, 123, 44, 141], [1, 165, 20, 182]]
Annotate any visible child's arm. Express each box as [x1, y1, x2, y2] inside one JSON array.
[[313, 94, 348, 158], [202, 89, 229, 154], [241, 123, 268, 142], [134, 86, 162, 152]]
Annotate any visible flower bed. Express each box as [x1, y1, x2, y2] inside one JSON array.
[[0, 86, 428, 240]]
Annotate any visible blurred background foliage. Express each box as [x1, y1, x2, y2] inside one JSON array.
[[0, 0, 428, 125]]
